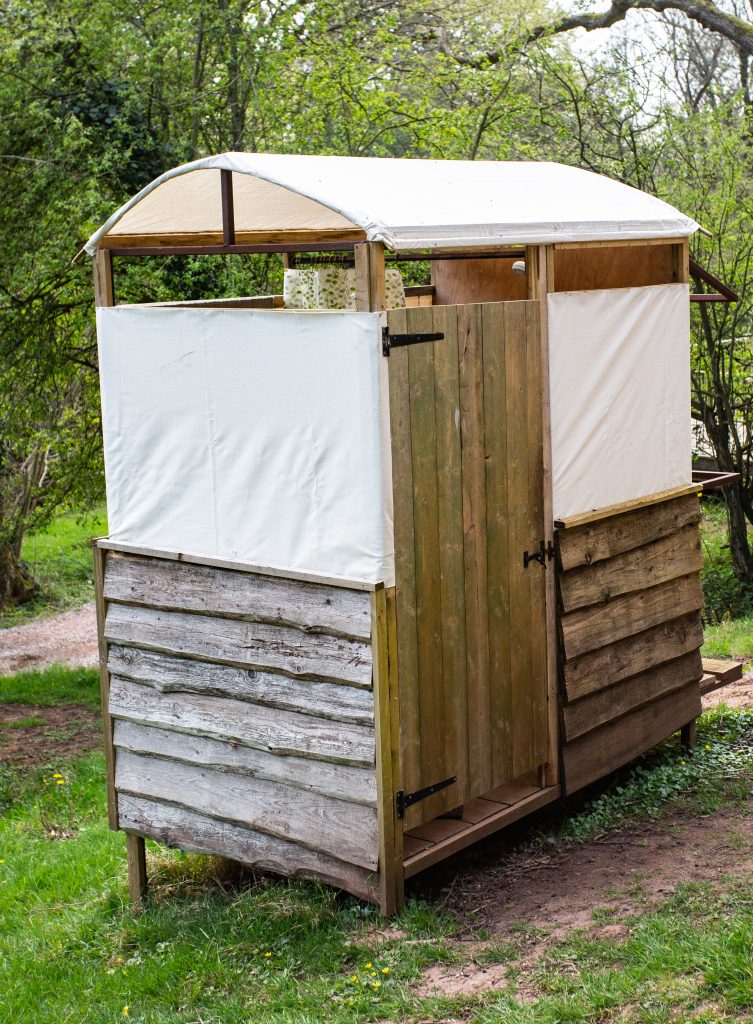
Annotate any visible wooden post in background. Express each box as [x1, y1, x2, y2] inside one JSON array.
[[93, 249, 114, 307], [354, 242, 386, 312]]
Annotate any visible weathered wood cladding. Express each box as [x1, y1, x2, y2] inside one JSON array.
[[556, 493, 704, 794], [387, 300, 549, 826], [98, 548, 382, 900]]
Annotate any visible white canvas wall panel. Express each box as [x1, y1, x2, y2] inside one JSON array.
[[548, 283, 692, 520], [97, 307, 393, 584]]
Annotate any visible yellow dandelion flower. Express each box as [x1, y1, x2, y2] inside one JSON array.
[[264, 952, 272, 958], [55, 779, 65, 785], [122, 1008, 129, 1018], [372, 981, 381, 989], [53, 773, 63, 779], [0, 859, 5, 865], [350, 975, 358, 983], [705, 744, 711, 751], [364, 962, 372, 970], [381, 967, 390, 975]]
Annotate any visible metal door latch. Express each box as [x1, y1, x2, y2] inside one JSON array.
[[523, 540, 555, 569]]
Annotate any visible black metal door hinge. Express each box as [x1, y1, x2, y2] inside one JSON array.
[[396, 775, 456, 819], [523, 540, 555, 569], [382, 326, 444, 356]]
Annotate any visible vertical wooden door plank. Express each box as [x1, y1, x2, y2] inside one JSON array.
[[537, 246, 560, 784], [526, 301, 549, 766], [482, 303, 513, 781], [458, 303, 492, 796], [504, 300, 535, 778], [386, 307, 422, 829], [432, 304, 468, 808], [408, 311, 446, 821]]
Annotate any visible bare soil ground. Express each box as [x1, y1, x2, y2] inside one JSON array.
[[417, 800, 753, 1001], [0, 702, 101, 766], [0, 601, 98, 675]]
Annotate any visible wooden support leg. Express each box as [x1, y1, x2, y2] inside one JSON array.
[[681, 719, 698, 751], [126, 834, 148, 910]]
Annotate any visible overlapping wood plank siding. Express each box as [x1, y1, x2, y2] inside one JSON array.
[[556, 493, 705, 794], [100, 549, 381, 901]]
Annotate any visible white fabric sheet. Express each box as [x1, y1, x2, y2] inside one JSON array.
[[84, 154, 698, 254], [97, 307, 394, 585], [548, 284, 692, 520]]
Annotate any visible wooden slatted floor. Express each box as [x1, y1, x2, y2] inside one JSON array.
[[403, 775, 561, 878]]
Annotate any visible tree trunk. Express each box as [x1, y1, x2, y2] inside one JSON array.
[[725, 485, 753, 580], [0, 542, 37, 610]]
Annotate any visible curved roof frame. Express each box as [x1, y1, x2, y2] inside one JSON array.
[[83, 152, 699, 257]]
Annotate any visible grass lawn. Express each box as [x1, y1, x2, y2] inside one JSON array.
[[3, 667, 753, 1022], [0, 508, 107, 630], [700, 500, 753, 660]]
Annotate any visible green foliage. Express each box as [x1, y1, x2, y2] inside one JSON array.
[[700, 500, 753, 622], [0, 508, 107, 627], [557, 706, 753, 842]]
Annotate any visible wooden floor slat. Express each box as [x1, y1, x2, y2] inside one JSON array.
[[459, 797, 506, 824], [484, 781, 540, 805], [403, 785, 560, 878], [405, 818, 468, 844]]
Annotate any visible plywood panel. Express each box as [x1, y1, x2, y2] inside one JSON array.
[[554, 243, 677, 293], [432, 258, 528, 305]]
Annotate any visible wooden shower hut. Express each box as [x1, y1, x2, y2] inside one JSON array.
[[85, 153, 717, 914]]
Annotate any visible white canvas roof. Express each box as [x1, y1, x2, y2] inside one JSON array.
[[84, 152, 698, 254]]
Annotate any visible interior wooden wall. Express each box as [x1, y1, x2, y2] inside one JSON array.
[[431, 258, 528, 305], [556, 492, 705, 794], [553, 243, 679, 292]]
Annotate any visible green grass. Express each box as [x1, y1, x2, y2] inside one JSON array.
[[699, 500, 753, 659], [0, 665, 100, 708], [3, 663, 753, 1022], [1, 507, 107, 629]]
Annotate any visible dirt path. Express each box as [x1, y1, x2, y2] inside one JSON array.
[[0, 702, 101, 765], [0, 602, 98, 675], [417, 799, 753, 1000]]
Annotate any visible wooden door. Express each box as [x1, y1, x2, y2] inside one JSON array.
[[387, 300, 550, 827]]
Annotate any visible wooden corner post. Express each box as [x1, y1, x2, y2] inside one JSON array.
[[372, 587, 403, 915], [92, 247, 148, 908], [356, 242, 402, 912]]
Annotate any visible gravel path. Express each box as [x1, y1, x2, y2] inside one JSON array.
[[0, 602, 98, 675]]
